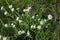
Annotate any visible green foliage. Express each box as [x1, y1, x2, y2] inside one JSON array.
[[0, 0, 60, 40]]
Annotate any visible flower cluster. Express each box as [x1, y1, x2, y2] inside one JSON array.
[[18, 30, 25, 35], [0, 1, 54, 40], [23, 6, 31, 12]]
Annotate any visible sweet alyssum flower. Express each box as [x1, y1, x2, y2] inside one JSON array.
[[36, 14, 38, 17], [16, 17, 22, 23], [18, 20, 22, 23], [48, 14, 53, 20], [9, 5, 12, 8], [11, 8, 14, 12], [4, 24, 8, 27], [23, 9, 29, 12], [4, 11, 8, 15], [23, 6, 31, 12], [27, 30, 30, 36], [32, 16, 35, 19], [3, 37, 7, 40], [12, 25, 15, 28], [27, 7, 31, 10], [37, 25, 41, 29], [40, 19, 47, 25], [31, 25, 36, 29], [0, 35, 2, 39], [40, 20, 44, 25], [16, 17, 19, 21], [11, 23, 14, 26], [8, 5, 14, 12], [38, 18, 40, 21], [44, 19, 47, 22], [1, 6, 4, 10], [18, 30, 25, 35], [11, 23, 15, 28]]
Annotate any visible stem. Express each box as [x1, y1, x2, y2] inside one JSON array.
[[0, 18, 4, 26]]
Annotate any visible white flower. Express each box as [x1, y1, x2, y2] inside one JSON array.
[[32, 16, 35, 19], [23, 6, 31, 12], [0, 35, 2, 39], [38, 18, 40, 21], [18, 31, 21, 35], [40, 20, 44, 25], [4, 24, 8, 27], [11, 23, 15, 28], [23, 9, 29, 12], [12, 25, 15, 28], [31, 25, 36, 29], [37, 25, 41, 29], [18, 20, 22, 23], [9, 5, 12, 8], [27, 30, 30, 36], [9, 5, 14, 12], [36, 14, 38, 16], [44, 19, 47, 22], [21, 30, 25, 34], [18, 30, 25, 35], [16, 17, 19, 21], [40, 19, 47, 25], [1, 6, 4, 10], [3, 37, 7, 40], [11, 23, 14, 26], [4, 11, 8, 15], [27, 7, 31, 10], [48, 14, 53, 20], [16, 17, 22, 23], [23, 9, 26, 12], [11, 8, 14, 12]]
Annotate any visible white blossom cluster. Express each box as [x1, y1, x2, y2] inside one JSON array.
[[0, 5, 14, 16], [4, 23, 15, 28], [11, 23, 15, 28], [9, 5, 14, 12], [23, 6, 31, 12], [3, 37, 7, 40], [0, 4, 53, 39], [16, 17, 22, 23], [18, 30, 25, 35], [0, 35, 7, 40], [4, 24, 8, 27], [31, 25, 36, 29]]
